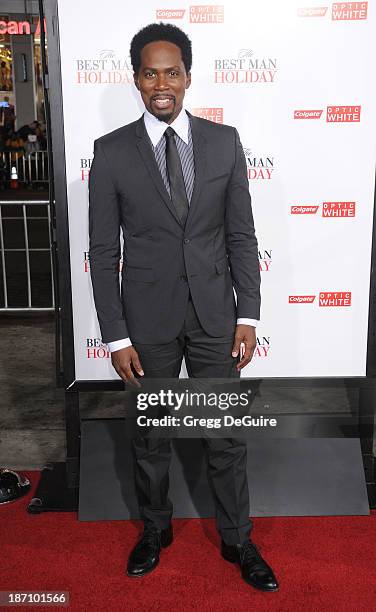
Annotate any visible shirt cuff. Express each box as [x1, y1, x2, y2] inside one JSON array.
[[107, 337, 132, 352], [236, 318, 259, 327]]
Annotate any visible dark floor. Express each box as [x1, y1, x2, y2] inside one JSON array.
[[0, 314, 128, 469]]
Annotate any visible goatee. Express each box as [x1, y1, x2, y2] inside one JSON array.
[[156, 112, 174, 123]]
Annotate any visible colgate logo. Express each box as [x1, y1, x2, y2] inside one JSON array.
[[156, 9, 185, 18], [289, 295, 316, 303], [297, 7, 328, 16], [289, 293, 352, 306], [294, 110, 323, 119], [297, 3, 368, 19], [291, 206, 319, 214]]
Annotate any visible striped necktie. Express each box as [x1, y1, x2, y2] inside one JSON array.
[[164, 127, 189, 226]]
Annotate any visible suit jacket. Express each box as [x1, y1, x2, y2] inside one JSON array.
[[88, 112, 261, 344]]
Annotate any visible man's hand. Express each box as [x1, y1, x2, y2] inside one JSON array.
[[232, 324, 257, 371], [111, 346, 144, 387]]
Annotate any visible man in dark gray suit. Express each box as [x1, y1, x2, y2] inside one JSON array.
[[89, 23, 278, 591]]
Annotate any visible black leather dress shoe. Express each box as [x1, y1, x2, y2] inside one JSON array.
[[221, 540, 279, 592], [126, 524, 173, 577]]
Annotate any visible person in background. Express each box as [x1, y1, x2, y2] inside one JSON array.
[[18, 120, 39, 142], [0, 96, 15, 135], [0, 132, 7, 190], [5, 130, 25, 182], [0, 61, 12, 91], [35, 123, 47, 150], [5, 130, 24, 162]]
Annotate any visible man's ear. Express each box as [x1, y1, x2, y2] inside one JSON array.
[[186, 72, 191, 89], [133, 73, 140, 90]]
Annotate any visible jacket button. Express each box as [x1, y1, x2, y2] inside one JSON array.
[[183, 238, 190, 244]]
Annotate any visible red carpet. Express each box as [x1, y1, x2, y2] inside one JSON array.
[[1, 471, 375, 611]]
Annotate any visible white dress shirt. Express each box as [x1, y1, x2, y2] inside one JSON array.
[[107, 108, 259, 353]]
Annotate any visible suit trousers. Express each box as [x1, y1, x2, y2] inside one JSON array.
[[131, 294, 252, 546]]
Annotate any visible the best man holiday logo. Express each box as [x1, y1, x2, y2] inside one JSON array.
[[80, 158, 92, 181], [259, 250, 272, 272], [75, 50, 133, 85], [244, 149, 274, 181], [83, 252, 123, 272], [86, 338, 110, 359], [84, 251, 90, 273], [254, 336, 271, 358], [214, 49, 277, 84]]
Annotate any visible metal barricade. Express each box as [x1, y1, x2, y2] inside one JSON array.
[[0, 151, 49, 186], [0, 200, 54, 311]]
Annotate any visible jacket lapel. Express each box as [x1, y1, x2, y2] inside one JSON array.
[[135, 117, 182, 226]]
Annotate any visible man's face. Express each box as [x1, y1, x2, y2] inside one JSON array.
[[134, 40, 191, 123]]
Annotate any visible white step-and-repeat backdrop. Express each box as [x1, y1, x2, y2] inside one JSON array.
[[56, 0, 376, 380]]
